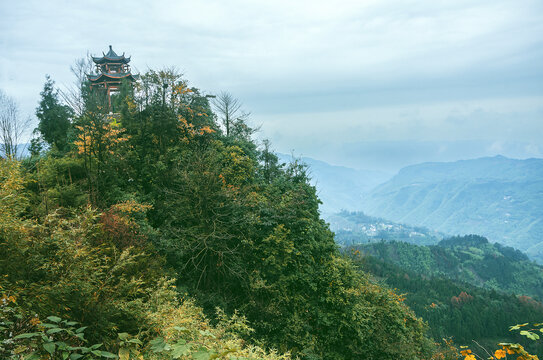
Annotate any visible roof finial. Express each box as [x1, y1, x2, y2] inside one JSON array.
[[109, 45, 113, 51]]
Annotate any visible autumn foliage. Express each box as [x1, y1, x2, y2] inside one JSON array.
[[451, 291, 474, 307]]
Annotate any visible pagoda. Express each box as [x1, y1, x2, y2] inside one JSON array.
[[88, 45, 139, 108]]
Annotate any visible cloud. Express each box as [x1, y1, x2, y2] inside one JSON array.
[[1, 0, 542, 171]]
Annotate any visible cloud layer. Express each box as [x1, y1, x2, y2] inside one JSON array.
[[1, 0, 541, 171]]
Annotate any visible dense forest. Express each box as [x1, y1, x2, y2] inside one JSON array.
[[348, 237, 543, 357], [1, 63, 541, 359], [355, 236, 543, 300], [0, 68, 435, 360]]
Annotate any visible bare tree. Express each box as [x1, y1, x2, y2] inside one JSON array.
[[59, 55, 94, 116], [0, 90, 31, 159], [212, 91, 250, 137]]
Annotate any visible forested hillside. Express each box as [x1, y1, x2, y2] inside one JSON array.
[[0, 70, 434, 359], [355, 236, 543, 300], [359, 156, 543, 262], [348, 249, 543, 357]]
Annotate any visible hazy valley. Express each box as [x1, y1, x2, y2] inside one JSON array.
[[299, 155, 543, 263]]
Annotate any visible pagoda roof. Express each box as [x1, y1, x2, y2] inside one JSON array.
[[92, 45, 131, 64], [87, 72, 139, 83]]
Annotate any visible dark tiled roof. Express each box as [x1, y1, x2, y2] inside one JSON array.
[[92, 45, 131, 64], [105, 45, 118, 57], [87, 72, 138, 83]]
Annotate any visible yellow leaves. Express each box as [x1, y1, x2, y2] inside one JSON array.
[[174, 84, 192, 95], [0, 159, 27, 227], [510, 323, 529, 331], [178, 115, 198, 138], [388, 290, 407, 304], [75, 118, 129, 157], [178, 115, 189, 127], [118, 347, 130, 360], [494, 349, 507, 359], [126, 97, 138, 112], [111, 200, 152, 214], [109, 117, 121, 127], [199, 126, 215, 135], [29, 317, 40, 326], [220, 145, 254, 187], [460, 349, 476, 360], [1, 294, 17, 304]]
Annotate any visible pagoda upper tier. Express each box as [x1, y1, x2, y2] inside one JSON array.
[[88, 45, 139, 85], [92, 45, 131, 64]]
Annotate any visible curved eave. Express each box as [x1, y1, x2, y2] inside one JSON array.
[[87, 73, 138, 83], [92, 56, 131, 65]]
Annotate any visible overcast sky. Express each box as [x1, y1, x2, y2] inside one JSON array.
[[1, 0, 542, 172]]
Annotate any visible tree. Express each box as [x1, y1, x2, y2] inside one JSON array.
[[0, 90, 31, 159], [35, 76, 73, 152], [138, 67, 184, 108], [259, 139, 283, 184], [212, 91, 250, 137], [59, 55, 95, 116]]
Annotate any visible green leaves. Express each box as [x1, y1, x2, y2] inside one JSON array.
[[13, 332, 41, 339], [150, 337, 169, 352], [2, 313, 118, 360], [95, 350, 117, 358], [520, 330, 540, 341], [171, 342, 191, 359], [148, 336, 218, 360], [509, 322, 543, 341], [42, 341, 55, 355], [46, 315, 62, 323], [199, 330, 216, 338], [192, 347, 211, 360], [173, 326, 189, 332], [46, 327, 66, 334]]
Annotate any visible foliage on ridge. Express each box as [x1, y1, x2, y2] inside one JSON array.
[[1, 66, 434, 360]]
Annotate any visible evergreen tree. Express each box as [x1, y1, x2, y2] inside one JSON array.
[[36, 75, 72, 152]]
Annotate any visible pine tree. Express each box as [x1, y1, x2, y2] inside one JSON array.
[[36, 75, 72, 152]]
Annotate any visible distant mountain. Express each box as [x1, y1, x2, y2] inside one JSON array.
[[327, 210, 444, 246], [277, 153, 391, 214], [360, 156, 543, 262]]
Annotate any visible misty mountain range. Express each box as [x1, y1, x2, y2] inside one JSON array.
[[277, 153, 391, 214], [290, 154, 543, 263]]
